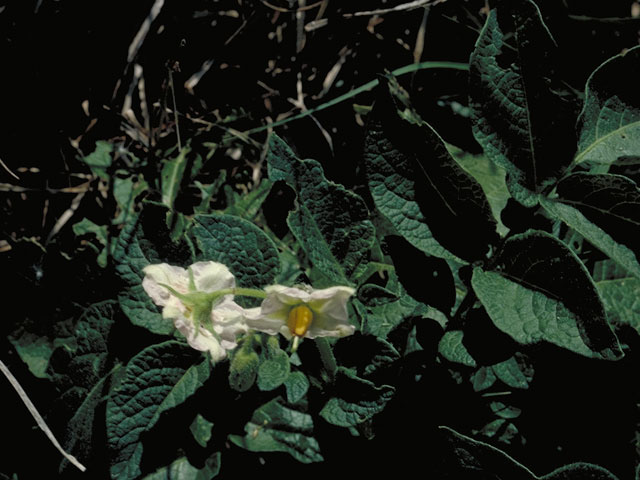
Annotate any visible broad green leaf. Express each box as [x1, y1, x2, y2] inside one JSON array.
[[364, 76, 497, 262], [107, 341, 211, 480], [9, 330, 56, 379], [192, 213, 280, 291], [542, 463, 621, 480], [438, 330, 477, 368], [229, 397, 323, 464], [114, 205, 193, 334], [224, 178, 273, 220], [142, 454, 220, 480], [73, 217, 110, 267], [332, 333, 401, 379], [492, 356, 529, 390], [284, 371, 309, 403], [597, 277, 640, 335], [469, 0, 575, 204], [257, 336, 290, 392], [472, 230, 622, 360], [471, 366, 497, 392], [383, 234, 456, 316], [438, 426, 620, 479], [450, 147, 510, 236], [593, 259, 631, 282], [48, 301, 118, 471], [193, 170, 226, 214], [542, 173, 640, 279], [82, 140, 113, 180], [319, 367, 395, 428], [490, 402, 522, 420], [438, 426, 535, 478], [575, 45, 640, 168], [356, 271, 429, 338], [113, 175, 148, 226], [267, 134, 375, 284], [190, 414, 214, 448], [161, 148, 188, 210]]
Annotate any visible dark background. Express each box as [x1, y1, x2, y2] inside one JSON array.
[[1, 1, 639, 478]]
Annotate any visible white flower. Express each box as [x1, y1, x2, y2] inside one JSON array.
[[142, 261, 248, 361], [246, 285, 356, 341]]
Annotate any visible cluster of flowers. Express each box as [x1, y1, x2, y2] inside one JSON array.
[[142, 261, 356, 361]]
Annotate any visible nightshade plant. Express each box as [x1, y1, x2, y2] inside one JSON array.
[[3, 1, 640, 479]]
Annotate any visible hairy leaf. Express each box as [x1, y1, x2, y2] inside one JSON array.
[[224, 178, 273, 220], [356, 272, 429, 338], [142, 454, 220, 480], [469, 0, 575, 204], [114, 205, 193, 334], [106, 341, 211, 480], [268, 134, 375, 284], [575, 45, 640, 168], [192, 213, 280, 291], [229, 397, 323, 464], [82, 140, 113, 180], [161, 148, 189, 211], [438, 330, 477, 368], [319, 367, 395, 428], [364, 76, 497, 262], [472, 230, 622, 360], [542, 173, 640, 279], [597, 277, 640, 335]]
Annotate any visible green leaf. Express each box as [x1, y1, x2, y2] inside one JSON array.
[[113, 175, 148, 226], [267, 134, 375, 284], [356, 272, 429, 338], [82, 141, 113, 180], [229, 397, 323, 464], [193, 170, 226, 214], [107, 341, 211, 480], [364, 76, 497, 262], [438, 330, 477, 368], [9, 330, 56, 379], [284, 371, 309, 403], [542, 173, 640, 279], [114, 205, 194, 334], [161, 148, 189, 210], [575, 45, 640, 168], [438, 426, 621, 479], [192, 213, 280, 291], [48, 301, 119, 471], [320, 367, 394, 428], [596, 277, 640, 335], [492, 356, 529, 390], [224, 178, 273, 220], [190, 414, 214, 448], [541, 463, 621, 480], [469, 0, 575, 204], [73, 217, 110, 267], [256, 338, 290, 392], [450, 147, 510, 236], [142, 454, 220, 480], [472, 230, 622, 360], [471, 366, 497, 392]]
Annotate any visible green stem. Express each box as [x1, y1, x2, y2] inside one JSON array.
[[242, 61, 469, 136], [315, 337, 338, 381]]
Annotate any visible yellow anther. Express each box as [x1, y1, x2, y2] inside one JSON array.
[[287, 304, 313, 337]]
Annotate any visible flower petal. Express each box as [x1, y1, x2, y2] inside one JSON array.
[[190, 261, 235, 293], [142, 264, 189, 306]]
